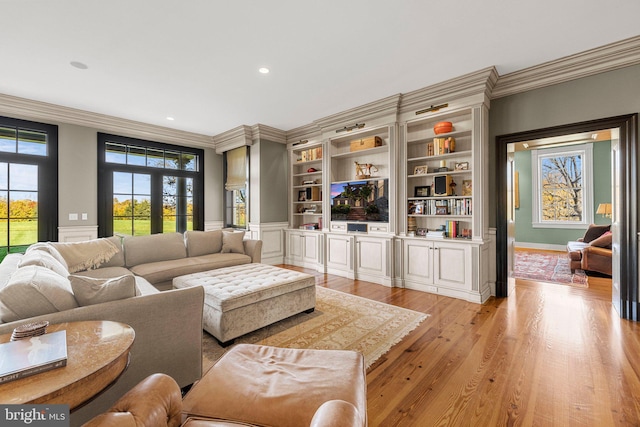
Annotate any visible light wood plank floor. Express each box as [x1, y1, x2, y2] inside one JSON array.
[[278, 264, 638, 426]]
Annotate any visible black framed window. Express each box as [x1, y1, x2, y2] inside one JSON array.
[[0, 116, 58, 259], [97, 133, 204, 237]]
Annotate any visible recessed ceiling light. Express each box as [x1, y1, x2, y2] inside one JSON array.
[[166, 117, 175, 121], [70, 61, 88, 70], [258, 67, 270, 74]]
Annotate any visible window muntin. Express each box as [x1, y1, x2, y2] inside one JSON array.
[[98, 133, 203, 237], [532, 144, 593, 228], [104, 141, 199, 171], [0, 127, 48, 156]]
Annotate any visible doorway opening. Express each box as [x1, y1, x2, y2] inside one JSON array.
[[509, 130, 613, 296], [495, 114, 638, 320]]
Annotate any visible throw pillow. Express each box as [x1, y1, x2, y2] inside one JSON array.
[[0, 265, 78, 323], [18, 250, 69, 277], [582, 224, 611, 243], [221, 231, 245, 254], [69, 274, 137, 306], [590, 231, 613, 249]]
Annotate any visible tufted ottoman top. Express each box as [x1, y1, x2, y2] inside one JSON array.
[[173, 264, 316, 312]]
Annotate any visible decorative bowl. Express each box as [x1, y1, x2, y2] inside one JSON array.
[[433, 121, 453, 135]]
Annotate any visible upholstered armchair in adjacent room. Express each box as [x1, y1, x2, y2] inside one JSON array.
[[567, 224, 612, 276]]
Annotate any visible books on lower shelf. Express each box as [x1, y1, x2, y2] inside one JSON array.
[[0, 330, 68, 384]]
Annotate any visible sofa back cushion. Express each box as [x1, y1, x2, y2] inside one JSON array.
[[18, 250, 69, 277], [0, 265, 78, 323], [99, 236, 126, 268], [123, 233, 187, 267], [185, 230, 223, 257]]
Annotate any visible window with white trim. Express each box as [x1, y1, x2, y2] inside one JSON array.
[[531, 144, 593, 228]]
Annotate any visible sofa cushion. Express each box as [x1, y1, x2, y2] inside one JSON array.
[[70, 274, 137, 306], [0, 265, 78, 323], [99, 236, 126, 268], [221, 231, 245, 254], [25, 243, 69, 270], [124, 233, 187, 267], [132, 253, 251, 286], [185, 230, 223, 257], [18, 250, 69, 277], [590, 231, 612, 249], [582, 224, 611, 243]]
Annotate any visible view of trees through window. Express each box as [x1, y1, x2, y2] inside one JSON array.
[[99, 133, 202, 237], [0, 119, 56, 261], [540, 152, 583, 222]]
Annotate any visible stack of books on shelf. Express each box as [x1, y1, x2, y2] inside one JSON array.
[[299, 223, 319, 230], [445, 220, 460, 238], [299, 147, 323, 162], [427, 137, 456, 156]]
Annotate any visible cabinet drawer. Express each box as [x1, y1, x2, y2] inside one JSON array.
[[369, 225, 388, 233], [331, 223, 347, 231]]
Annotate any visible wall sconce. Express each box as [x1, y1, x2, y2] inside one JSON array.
[[596, 203, 612, 218]]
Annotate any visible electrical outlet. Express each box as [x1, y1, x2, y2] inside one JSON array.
[[81, 213, 88, 220], [68, 213, 78, 221], [426, 285, 437, 293]]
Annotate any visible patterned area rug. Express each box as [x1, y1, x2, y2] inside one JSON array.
[[202, 286, 428, 371], [514, 250, 588, 287]]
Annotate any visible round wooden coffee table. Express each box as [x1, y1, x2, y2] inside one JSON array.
[[0, 320, 135, 410]]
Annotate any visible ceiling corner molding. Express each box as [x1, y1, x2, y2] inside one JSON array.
[[250, 124, 287, 144], [0, 92, 211, 148], [284, 123, 322, 145], [492, 35, 640, 99], [313, 94, 402, 132], [400, 67, 499, 115], [212, 125, 253, 154]]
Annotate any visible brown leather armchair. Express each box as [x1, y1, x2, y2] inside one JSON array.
[[567, 224, 612, 276], [84, 344, 367, 427]]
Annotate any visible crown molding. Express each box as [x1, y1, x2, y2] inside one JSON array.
[[0, 92, 212, 148], [212, 125, 254, 154], [285, 123, 322, 144], [250, 124, 287, 144], [400, 67, 499, 115], [313, 93, 402, 132], [492, 35, 640, 99]]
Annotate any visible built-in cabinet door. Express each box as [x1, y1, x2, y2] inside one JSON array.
[[302, 233, 318, 264], [287, 232, 303, 263], [433, 241, 472, 289], [326, 233, 353, 276], [403, 239, 434, 284], [355, 236, 391, 284]]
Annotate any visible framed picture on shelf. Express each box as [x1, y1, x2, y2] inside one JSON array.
[[298, 190, 306, 201], [414, 202, 424, 215], [436, 206, 448, 215], [414, 185, 430, 197], [455, 161, 469, 171], [416, 228, 427, 236], [413, 165, 429, 175], [462, 180, 472, 196]]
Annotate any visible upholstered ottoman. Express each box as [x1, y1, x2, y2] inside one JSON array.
[[173, 264, 316, 345]]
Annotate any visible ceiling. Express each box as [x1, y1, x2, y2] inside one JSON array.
[[2, 1, 639, 137]]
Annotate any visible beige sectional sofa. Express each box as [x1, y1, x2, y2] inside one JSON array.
[[0, 229, 262, 427]]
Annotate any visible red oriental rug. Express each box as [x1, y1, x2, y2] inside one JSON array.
[[514, 250, 588, 287]]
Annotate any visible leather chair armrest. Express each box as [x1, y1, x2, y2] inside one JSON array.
[[82, 374, 183, 427], [310, 400, 364, 427]]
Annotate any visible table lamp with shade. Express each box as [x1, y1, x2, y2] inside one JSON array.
[[596, 203, 612, 218]]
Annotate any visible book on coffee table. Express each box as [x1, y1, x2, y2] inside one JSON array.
[[0, 330, 68, 384]]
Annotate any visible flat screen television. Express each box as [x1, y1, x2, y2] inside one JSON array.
[[330, 179, 389, 222]]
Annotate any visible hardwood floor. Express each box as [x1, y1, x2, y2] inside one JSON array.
[[278, 264, 639, 426]]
